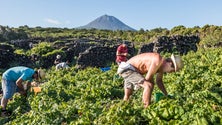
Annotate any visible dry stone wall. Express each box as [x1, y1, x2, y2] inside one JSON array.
[[35, 38, 135, 68], [0, 44, 32, 69], [51, 38, 135, 69], [9, 39, 34, 49], [0, 44, 15, 68], [0, 35, 200, 69], [138, 35, 200, 54], [76, 43, 135, 69]]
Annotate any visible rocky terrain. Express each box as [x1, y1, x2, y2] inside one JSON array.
[[0, 35, 200, 69]]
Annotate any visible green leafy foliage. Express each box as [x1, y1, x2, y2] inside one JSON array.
[[30, 42, 53, 56], [0, 48, 222, 124]]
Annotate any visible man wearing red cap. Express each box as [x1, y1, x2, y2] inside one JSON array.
[[116, 43, 128, 65]]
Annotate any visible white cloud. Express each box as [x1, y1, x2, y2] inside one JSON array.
[[44, 18, 61, 25]]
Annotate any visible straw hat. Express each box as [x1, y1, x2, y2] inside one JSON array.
[[171, 54, 183, 71], [38, 69, 46, 79], [56, 55, 61, 59]]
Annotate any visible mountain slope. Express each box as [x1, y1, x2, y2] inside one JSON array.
[[77, 14, 136, 31]]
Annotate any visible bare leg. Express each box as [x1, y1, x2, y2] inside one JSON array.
[[123, 88, 133, 101], [141, 81, 154, 108], [1, 98, 8, 110], [1, 80, 8, 110]]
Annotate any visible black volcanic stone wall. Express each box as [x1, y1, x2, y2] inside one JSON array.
[[0, 48, 15, 68], [33, 38, 135, 69], [76, 44, 135, 69], [76, 46, 115, 69], [138, 35, 200, 54], [0, 44, 33, 68], [0, 35, 200, 69], [9, 39, 32, 49], [137, 42, 154, 54], [52, 39, 135, 69]]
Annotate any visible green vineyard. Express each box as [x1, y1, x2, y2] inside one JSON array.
[[0, 47, 222, 125]]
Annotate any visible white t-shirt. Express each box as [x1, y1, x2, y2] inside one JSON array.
[[56, 62, 69, 70]]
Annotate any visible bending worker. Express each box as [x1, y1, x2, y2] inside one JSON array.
[[55, 60, 70, 70], [1, 66, 45, 116], [117, 52, 183, 108]]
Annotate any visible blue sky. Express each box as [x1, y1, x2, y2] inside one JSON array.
[[1, 0, 222, 30]]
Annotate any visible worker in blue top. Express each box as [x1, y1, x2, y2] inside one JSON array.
[[1, 66, 45, 117]]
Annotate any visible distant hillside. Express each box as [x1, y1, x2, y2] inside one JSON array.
[[77, 14, 136, 31]]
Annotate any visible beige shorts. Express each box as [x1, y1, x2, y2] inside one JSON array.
[[120, 69, 145, 90]]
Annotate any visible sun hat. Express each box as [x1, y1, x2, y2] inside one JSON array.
[[171, 54, 184, 71], [38, 69, 46, 79], [56, 55, 61, 59]]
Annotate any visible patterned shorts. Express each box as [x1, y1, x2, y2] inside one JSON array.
[[120, 69, 145, 90]]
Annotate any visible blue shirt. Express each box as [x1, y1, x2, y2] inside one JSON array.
[[2, 66, 35, 82]]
